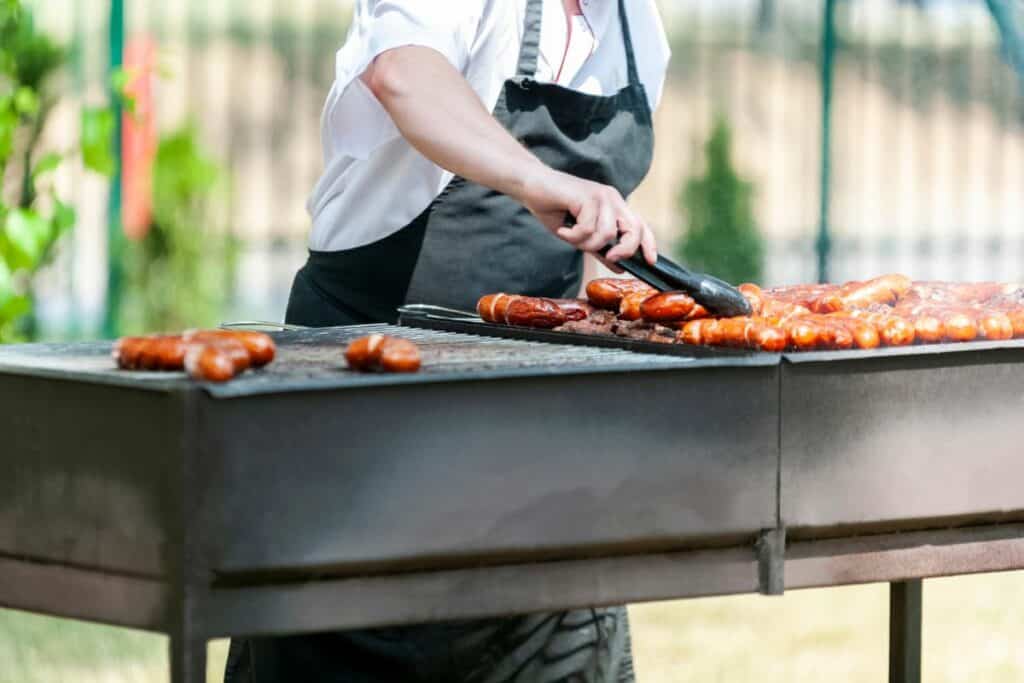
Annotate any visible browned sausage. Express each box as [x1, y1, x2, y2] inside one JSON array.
[[504, 297, 566, 328], [552, 299, 594, 322], [115, 335, 187, 371], [1008, 310, 1024, 338], [942, 312, 978, 342], [678, 319, 707, 346], [879, 316, 916, 346], [618, 290, 655, 321], [640, 291, 697, 323], [477, 293, 520, 324], [184, 343, 238, 382], [345, 334, 422, 373], [753, 324, 787, 352], [810, 274, 912, 313], [737, 283, 765, 316], [379, 337, 422, 373], [585, 278, 655, 310], [912, 315, 944, 344], [184, 330, 276, 367], [113, 336, 144, 369], [978, 312, 1014, 341], [785, 319, 821, 351], [824, 315, 881, 349]]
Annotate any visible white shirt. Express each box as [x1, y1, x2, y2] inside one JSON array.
[[307, 0, 671, 251]]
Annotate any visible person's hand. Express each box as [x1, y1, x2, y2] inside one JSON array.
[[516, 167, 658, 265]]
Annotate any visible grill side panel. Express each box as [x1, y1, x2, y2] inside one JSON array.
[[196, 366, 780, 577], [782, 350, 1024, 536]]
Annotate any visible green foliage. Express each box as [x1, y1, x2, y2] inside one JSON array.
[[678, 115, 765, 285], [118, 124, 237, 334], [0, 0, 116, 342]]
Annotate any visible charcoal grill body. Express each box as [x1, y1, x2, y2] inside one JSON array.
[[2, 325, 1024, 683]]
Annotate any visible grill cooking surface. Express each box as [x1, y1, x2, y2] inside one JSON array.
[[0, 324, 761, 397]]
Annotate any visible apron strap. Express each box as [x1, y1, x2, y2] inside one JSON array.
[[516, 0, 544, 77], [617, 0, 641, 87]]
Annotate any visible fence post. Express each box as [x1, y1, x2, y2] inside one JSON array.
[[102, 0, 124, 338], [817, 0, 836, 285]]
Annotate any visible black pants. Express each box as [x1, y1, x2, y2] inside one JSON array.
[[224, 265, 636, 683]]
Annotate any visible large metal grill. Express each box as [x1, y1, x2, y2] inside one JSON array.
[[2, 322, 1024, 683]]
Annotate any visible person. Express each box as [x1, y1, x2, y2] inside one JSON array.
[[226, 0, 670, 680]]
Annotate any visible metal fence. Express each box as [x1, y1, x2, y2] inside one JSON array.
[[29, 0, 1024, 338]]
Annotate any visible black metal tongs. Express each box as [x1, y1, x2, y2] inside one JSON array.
[[567, 215, 753, 317]]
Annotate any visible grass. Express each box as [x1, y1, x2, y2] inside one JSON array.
[[3, 572, 1024, 682]]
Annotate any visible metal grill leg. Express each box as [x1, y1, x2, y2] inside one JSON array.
[[170, 634, 207, 683], [888, 580, 922, 683]]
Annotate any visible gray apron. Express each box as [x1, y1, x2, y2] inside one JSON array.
[[237, 1, 655, 680], [284, 0, 654, 324]]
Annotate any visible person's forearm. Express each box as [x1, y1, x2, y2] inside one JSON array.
[[362, 46, 544, 201]]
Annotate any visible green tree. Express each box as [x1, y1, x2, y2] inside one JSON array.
[[678, 115, 765, 285], [0, 0, 114, 342], [118, 124, 236, 334]]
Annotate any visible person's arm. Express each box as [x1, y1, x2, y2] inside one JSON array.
[[362, 45, 656, 264]]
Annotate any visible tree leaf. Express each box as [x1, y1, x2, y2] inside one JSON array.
[[81, 107, 116, 176], [13, 85, 39, 115], [1, 208, 48, 270], [51, 199, 75, 235], [31, 151, 61, 180]]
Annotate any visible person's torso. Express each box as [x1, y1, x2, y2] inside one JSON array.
[[307, 0, 670, 252]]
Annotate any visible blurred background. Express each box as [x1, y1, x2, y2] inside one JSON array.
[[3, 0, 1024, 680]]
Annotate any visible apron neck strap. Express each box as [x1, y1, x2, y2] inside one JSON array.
[[516, 0, 544, 77], [516, 0, 642, 86]]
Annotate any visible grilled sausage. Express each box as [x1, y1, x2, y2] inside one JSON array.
[[942, 312, 978, 342], [504, 297, 566, 328], [379, 337, 422, 373], [344, 334, 422, 373], [477, 293, 519, 323], [183, 330, 276, 367], [678, 319, 707, 346], [753, 324, 788, 352], [618, 290, 656, 321], [552, 299, 594, 322], [737, 283, 765, 316], [810, 274, 912, 313], [912, 315, 944, 344], [640, 291, 697, 323], [114, 335, 187, 371], [1008, 310, 1024, 338], [978, 312, 1014, 341], [585, 278, 656, 310], [184, 343, 238, 382]]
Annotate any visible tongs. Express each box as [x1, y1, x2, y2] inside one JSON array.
[[568, 213, 751, 317], [598, 244, 752, 317]]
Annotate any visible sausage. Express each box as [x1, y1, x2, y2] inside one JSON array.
[[678, 319, 707, 346], [114, 335, 187, 371], [640, 291, 697, 323], [912, 316, 944, 344], [1008, 310, 1024, 338], [183, 330, 276, 367], [379, 337, 422, 373], [942, 312, 978, 342], [345, 334, 386, 371], [504, 297, 566, 328], [552, 299, 594, 322], [685, 303, 710, 321], [878, 316, 916, 346], [113, 336, 144, 369], [184, 343, 238, 382], [585, 278, 655, 310], [785, 319, 821, 351], [824, 315, 881, 349], [344, 334, 422, 373], [753, 324, 787, 352], [978, 312, 1014, 341], [810, 274, 912, 313], [737, 283, 765, 316], [618, 290, 655, 321], [477, 293, 520, 324]]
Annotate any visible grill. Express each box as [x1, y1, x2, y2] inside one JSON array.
[[2, 322, 1024, 682]]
